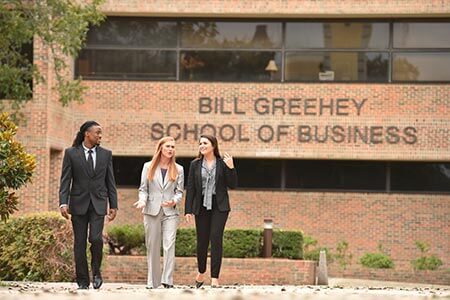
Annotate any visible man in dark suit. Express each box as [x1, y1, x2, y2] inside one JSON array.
[[59, 121, 118, 289]]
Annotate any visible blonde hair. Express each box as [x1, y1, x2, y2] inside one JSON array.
[[147, 136, 178, 182]]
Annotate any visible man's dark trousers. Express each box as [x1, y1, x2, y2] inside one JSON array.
[[71, 202, 104, 287]]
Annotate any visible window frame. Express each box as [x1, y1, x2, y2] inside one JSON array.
[[112, 156, 450, 195], [75, 17, 450, 84]]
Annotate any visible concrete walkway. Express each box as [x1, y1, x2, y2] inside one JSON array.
[[1, 278, 449, 300]]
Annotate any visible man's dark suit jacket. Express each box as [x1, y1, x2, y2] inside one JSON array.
[[185, 158, 237, 215], [59, 145, 118, 216]]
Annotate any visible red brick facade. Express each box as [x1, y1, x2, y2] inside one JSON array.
[[102, 256, 449, 286], [14, 0, 450, 285], [103, 256, 316, 285]]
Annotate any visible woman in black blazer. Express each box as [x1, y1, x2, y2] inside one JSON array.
[[185, 135, 237, 287]]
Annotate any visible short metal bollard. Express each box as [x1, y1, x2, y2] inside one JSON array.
[[263, 218, 273, 258]]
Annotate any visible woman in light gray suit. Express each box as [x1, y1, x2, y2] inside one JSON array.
[[133, 136, 184, 289]]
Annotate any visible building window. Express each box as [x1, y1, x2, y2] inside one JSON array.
[[235, 159, 282, 189], [77, 49, 176, 80], [181, 21, 282, 49], [393, 22, 450, 48], [285, 52, 388, 82], [76, 18, 177, 80], [76, 18, 450, 83], [285, 160, 386, 191], [113, 156, 192, 187], [391, 163, 450, 192], [180, 51, 282, 82], [392, 53, 450, 82], [392, 22, 450, 82], [113, 156, 148, 187], [113, 156, 450, 194], [286, 22, 389, 49]]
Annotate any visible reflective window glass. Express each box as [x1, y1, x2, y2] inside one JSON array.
[[393, 23, 450, 48], [235, 159, 282, 189], [113, 156, 450, 193], [285, 160, 386, 190], [181, 21, 282, 48], [76, 49, 177, 80], [87, 18, 177, 48], [180, 51, 282, 82], [391, 163, 450, 192], [113, 156, 193, 187], [285, 52, 388, 82], [286, 22, 389, 49], [113, 156, 147, 187], [393, 53, 450, 81]]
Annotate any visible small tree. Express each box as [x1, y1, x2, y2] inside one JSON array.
[[411, 241, 443, 271], [0, 0, 105, 120], [335, 240, 353, 270], [0, 112, 36, 221]]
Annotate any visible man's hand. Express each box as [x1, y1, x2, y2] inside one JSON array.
[[60, 206, 70, 220], [107, 208, 118, 221], [185, 213, 194, 224]]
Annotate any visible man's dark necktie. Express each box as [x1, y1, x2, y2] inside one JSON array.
[[87, 149, 94, 172]]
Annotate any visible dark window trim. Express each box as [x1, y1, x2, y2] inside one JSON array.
[[112, 156, 450, 195], [77, 17, 450, 83]]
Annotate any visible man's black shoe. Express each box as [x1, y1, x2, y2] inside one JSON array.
[[93, 275, 103, 289], [162, 283, 174, 288], [77, 285, 89, 290]]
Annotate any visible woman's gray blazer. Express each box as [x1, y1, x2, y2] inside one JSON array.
[[138, 161, 184, 216]]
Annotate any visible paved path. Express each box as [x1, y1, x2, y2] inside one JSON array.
[[1, 279, 449, 300]]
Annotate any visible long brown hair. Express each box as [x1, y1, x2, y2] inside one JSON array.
[[147, 136, 178, 182], [197, 135, 221, 158]]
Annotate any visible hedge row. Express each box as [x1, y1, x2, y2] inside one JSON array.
[[107, 224, 304, 259], [0, 212, 74, 281]]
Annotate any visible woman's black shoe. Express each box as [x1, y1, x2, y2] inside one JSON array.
[[195, 280, 204, 288], [162, 283, 174, 288]]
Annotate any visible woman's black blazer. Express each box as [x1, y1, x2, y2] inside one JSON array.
[[185, 158, 237, 215]]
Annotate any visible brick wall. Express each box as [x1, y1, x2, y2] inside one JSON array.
[[100, 0, 450, 17], [58, 81, 450, 161], [16, 70, 450, 286], [102, 256, 316, 285], [12, 0, 450, 285], [111, 189, 450, 275], [328, 265, 450, 286], [102, 255, 449, 286]]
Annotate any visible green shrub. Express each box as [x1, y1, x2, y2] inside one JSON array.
[[412, 256, 443, 271], [304, 247, 333, 263], [302, 234, 333, 263], [0, 113, 36, 221], [107, 225, 304, 259], [0, 212, 73, 281], [272, 230, 303, 259], [360, 253, 394, 269], [106, 224, 145, 255], [175, 228, 197, 257], [303, 235, 318, 250], [223, 229, 261, 258], [411, 241, 443, 271], [335, 240, 352, 269]]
